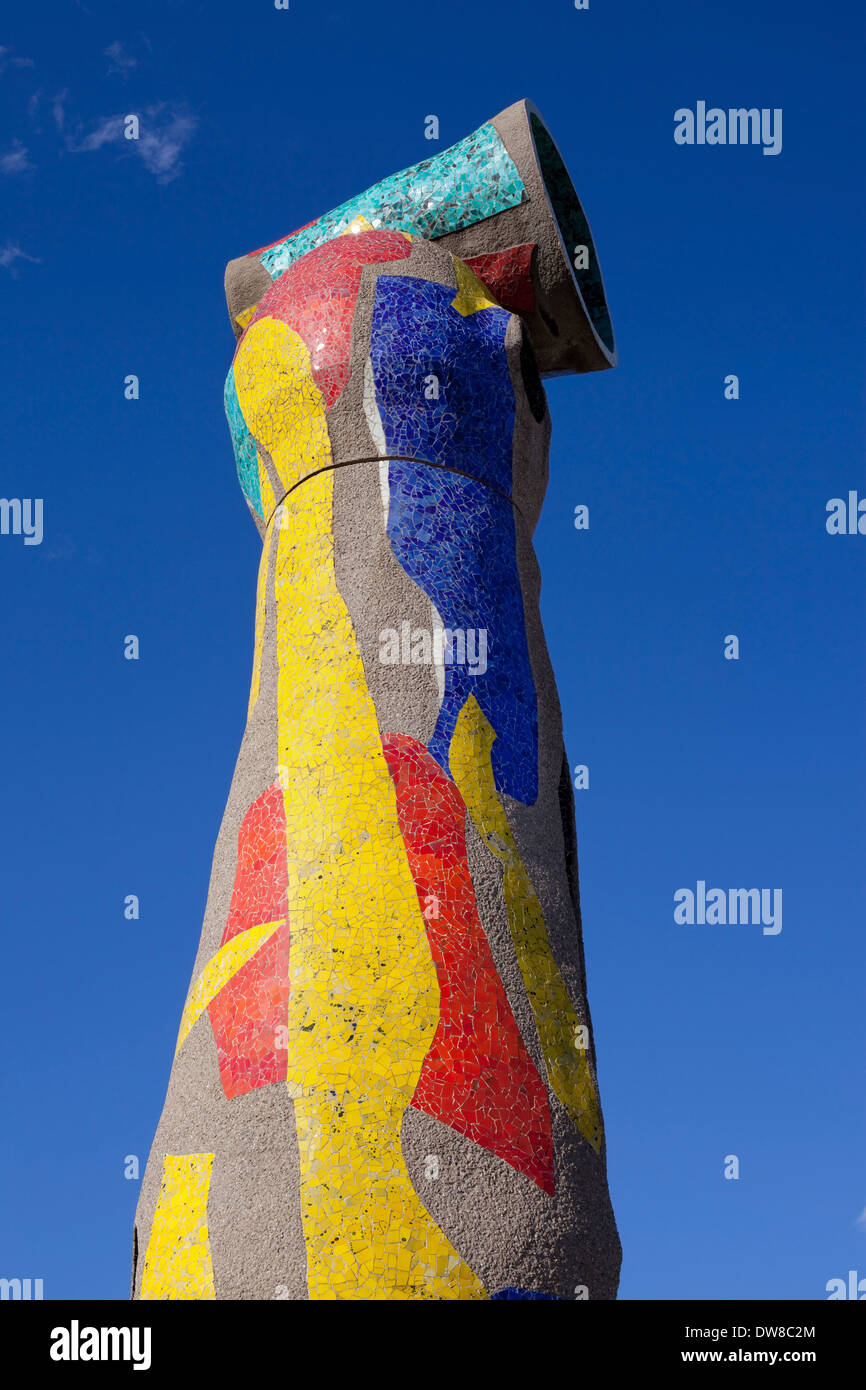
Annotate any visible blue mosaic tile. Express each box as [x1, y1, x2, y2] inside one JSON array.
[[370, 274, 539, 805]]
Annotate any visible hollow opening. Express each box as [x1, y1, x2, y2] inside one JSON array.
[[529, 113, 615, 356]]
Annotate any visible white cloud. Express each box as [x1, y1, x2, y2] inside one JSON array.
[[52, 89, 67, 133], [68, 113, 126, 152], [856, 1208, 866, 1230], [105, 41, 137, 79], [0, 45, 35, 74], [138, 107, 198, 181], [0, 241, 40, 272], [65, 102, 198, 183], [0, 140, 33, 175]]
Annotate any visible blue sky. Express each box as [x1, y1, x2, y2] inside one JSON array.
[[0, 0, 863, 1300]]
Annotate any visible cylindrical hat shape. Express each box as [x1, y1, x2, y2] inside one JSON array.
[[225, 99, 615, 377]]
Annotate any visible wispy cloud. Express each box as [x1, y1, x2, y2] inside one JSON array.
[[0, 241, 40, 273], [68, 113, 126, 153], [65, 102, 198, 183], [138, 106, 198, 181], [52, 89, 67, 133], [44, 534, 78, 562], [0, 140, 33, 175], [105, 41, 137, 79], [0, 45, 35, 74], [856, 1207, 866, 1231]]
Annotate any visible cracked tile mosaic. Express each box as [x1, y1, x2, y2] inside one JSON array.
[[205, 782, 290, 1100], [224, 367, 263, 520], [463, 244, 537, 314], [140, 1154, 216, 1301], [369, 272, 539, 802], [382, 731, 554, 1193], [255, 122, 526, 281]]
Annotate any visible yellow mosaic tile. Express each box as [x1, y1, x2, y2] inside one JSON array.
[[264, 332, 487, 1299], [140, 1154, 216, 1301], [451, 695, 603, 1152]]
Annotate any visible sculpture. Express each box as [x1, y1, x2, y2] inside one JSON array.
[[132, 98, 621, 1300]]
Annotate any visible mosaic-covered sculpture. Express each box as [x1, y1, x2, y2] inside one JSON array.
[[132, 98, 621, 1301]]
